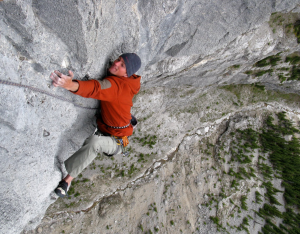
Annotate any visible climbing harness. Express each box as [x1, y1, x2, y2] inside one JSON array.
[[99, 114, 137, 130], [104, 122, 130, 129], [94, 129, 130, 157], [113, 135, 130, 155], [0, 79, 97, 110], [97, 115, 137, 157], [113, 135, 130, 157], [114, 136, 129, 147]]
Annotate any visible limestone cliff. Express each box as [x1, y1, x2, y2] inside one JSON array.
[[0, 0, 300, 234]]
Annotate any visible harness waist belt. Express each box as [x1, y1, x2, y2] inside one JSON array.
[[100, 115, 130, 129], [104, 122, 130, 129]]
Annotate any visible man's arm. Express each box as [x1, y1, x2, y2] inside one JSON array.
[[50, 70, 118, 101], [50, 70, 79, 92]]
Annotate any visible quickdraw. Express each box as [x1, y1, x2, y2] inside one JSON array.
[[115, 136, 130, 157], [114, 136, 129, 147]]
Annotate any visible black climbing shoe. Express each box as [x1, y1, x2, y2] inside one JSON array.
[[54, 180, 68, 198]]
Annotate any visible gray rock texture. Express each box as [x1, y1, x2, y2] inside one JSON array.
[[0, 0, 300, 233], [22, 86, 300, 234]]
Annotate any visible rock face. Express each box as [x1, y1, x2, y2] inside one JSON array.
[[24, 86, 300, 234], [0, 0, 300, 233]]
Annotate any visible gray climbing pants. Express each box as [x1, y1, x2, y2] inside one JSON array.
[[64, 131, 120, 178]]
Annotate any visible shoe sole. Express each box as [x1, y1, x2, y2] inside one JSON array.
[[55, 188, 67, 198]]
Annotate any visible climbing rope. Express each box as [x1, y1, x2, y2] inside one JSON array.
[[0, 79, 97, 110]]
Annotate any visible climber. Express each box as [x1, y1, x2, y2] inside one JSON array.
[[50, 53, 141, 197]]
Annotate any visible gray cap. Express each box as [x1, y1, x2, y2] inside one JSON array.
[[120, 53, 141, 77]]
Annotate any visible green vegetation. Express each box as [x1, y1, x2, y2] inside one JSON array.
[[127, 164, 138, 177], [254, 69, 273, 77], [230, 64, 241, 69], [262, 181, 282, 206], [210, 216, 220, 225], [210, 216, 221, 229], [180, 88, 196, 97], [282, 208, 300, 233], [210, 216, 228, 232], [258, 163, 273, 180], [137, 153, 151, 163], [148, 203, 158, 213], [237, 217, 250, 234], [293, 20, 300, 43], [278, 73, 287, 83], [244, 70, 253, 75], [221, 83, 300, 104], [118, 170, 125, 177], [259, 203, 282, 219], [133, 134, 157, 148], [255, 53, 281, 67], [68, 186, 75, 196], [286, 55, 300, 65], [279, 54, 300, 81], [240, 196, 248, 211], [261, 113, 300, 208], [290, 65, 300, 80], [269, 12, 300, 42], [257, 112, 300, 232], [244, 50, 298, 79], [207, 112, 300, 233], [65, 201, 75, 208], [243, 12, 300, 82], [229, 128, 259, 165], [255, 191, 263, 204]]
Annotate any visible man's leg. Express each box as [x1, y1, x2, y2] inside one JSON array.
[[63, 174, 74, 185], [55, 133, 120, 197]]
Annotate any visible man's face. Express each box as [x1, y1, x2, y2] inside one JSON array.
[[109, 57, 128, 77]]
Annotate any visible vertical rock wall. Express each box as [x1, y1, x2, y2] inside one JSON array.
[[0, 0, 299, 233]]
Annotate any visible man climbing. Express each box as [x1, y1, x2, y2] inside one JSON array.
[[50, 53, 141, 197]]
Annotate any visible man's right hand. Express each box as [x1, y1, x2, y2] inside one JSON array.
[[50, 70, 79, 92]]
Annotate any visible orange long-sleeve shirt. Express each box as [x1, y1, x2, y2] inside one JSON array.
[[72, 74, 141, 137]]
